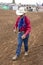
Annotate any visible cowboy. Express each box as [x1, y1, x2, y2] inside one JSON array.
[[12, 7, 31, 60]]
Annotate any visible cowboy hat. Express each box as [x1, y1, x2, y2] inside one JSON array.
[[16, 7, 27, 15]]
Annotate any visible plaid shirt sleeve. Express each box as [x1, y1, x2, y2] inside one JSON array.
[[13, 17, 20, 29], [24, 16, 31, 36]]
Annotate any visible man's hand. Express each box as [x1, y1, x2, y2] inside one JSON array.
[[21, 34, 26, 39], [13, 29, 16, 33]]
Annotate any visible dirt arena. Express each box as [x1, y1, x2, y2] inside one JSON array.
[[0, 10, 43, 65]]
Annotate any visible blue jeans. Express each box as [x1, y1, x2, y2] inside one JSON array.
[[16, 32, 29, 56]]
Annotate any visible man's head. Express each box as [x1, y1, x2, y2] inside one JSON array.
[[16, 7, 27, 16]]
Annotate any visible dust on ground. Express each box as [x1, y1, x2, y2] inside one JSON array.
[[0, 10, 43, 65]]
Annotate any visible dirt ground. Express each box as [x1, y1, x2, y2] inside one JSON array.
[[0, 9, 43, 65]]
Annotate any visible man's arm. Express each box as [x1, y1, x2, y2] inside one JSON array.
[[13, 17, 20, 29], [24, 16, 31, 36]]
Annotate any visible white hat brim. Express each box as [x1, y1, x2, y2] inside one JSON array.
[[16, 10, 26, 15]]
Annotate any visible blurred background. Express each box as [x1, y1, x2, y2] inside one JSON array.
[[0, 0, 43, 12]]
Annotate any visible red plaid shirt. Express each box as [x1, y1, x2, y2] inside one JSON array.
[[13, 16, 31, 36]]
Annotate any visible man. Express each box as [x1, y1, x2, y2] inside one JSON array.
[[12, 7, 31, 60]]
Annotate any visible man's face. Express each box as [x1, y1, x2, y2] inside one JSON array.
[[20, 14, 25, 17], [20, 15, 23, 17]]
